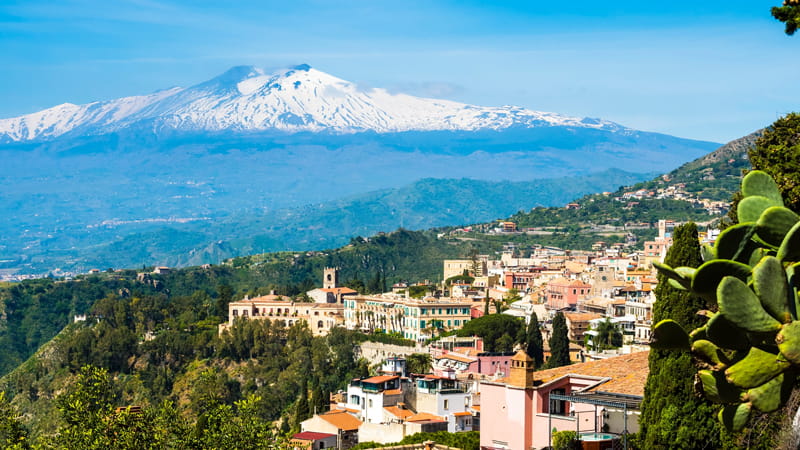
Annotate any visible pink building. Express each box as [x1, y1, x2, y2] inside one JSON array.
[[472, 352, 515, 377], [479, 351, 649, 450], [504, 269, 544, 292], [545, 278, 592, 310]]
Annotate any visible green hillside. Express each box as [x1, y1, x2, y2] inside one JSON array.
[[505, 130, 761, 234]]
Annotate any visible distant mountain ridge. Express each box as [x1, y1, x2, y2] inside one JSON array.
[[2, 64, 631, 142], [1, 169, 654, 273], [0, 64, 722, 275]]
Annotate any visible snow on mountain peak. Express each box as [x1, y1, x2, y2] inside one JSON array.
[[0, 64, 627, 143]]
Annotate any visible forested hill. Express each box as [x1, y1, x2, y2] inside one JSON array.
[[0, 227, 514, 445], [0, 229, 482, 378]]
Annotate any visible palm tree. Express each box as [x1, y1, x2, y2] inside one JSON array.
[[595, 318, 621, 350], [406, 353, 432, 375]]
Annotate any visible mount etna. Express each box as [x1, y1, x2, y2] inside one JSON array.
[[0, 64, 719, 273]]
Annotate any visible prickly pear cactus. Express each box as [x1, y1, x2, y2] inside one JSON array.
[[651, 170, 800, 432]]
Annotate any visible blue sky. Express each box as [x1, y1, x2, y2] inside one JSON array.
[[1, 0, 798, 142]]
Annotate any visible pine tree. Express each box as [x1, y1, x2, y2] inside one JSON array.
[[547, 312, 570, 368], [525, 314, 544, 368], [638, 223, 732, 449]]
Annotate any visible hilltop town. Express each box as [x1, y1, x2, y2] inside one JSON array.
[[219, 219, 697, 449]]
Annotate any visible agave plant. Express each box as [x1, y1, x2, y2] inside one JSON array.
[[651, 170, 800, 431]]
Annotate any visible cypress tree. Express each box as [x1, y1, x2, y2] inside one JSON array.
[[294, 383, 310, 428], [547, 312, 570, 368], [525, 314, 544, 368], [639, 223, 732, 449], [311, 384, 328, 415]]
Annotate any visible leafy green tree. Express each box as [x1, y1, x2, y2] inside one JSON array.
[[0, 391, 28, 449], [772, 2, 800, 35], [639, 223, 731, 449], [406, 353, 433, 375], [457, 314, 524, 352], [547, 312, 570, 368], [749, 113, 800, 213], [525, 314, 544, 368], [55, 365, 116, 449], [496, 334, 515, 352], [344, 278, 366, 293]]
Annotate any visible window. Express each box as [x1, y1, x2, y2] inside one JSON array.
[[368, 399, 373, 408], [550, 389, 567, 415], [444, 399, 449, 410], [233, 310, 238, 316]]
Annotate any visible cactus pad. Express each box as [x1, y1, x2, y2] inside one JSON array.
[[741, 170, 784, 204], [756, 206, 800, 247], [777, 321, 800, 365], [650, 319, 690, 350], [725, 346, 789, 389], [718, 276, 781, 333], [752, 256, 791, 323]]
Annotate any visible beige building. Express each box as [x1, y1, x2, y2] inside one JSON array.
[[221, 295, 344, 336], [563, 312, 603, 342], [344, 294, 474, 341], [443, 257, 487, 279]]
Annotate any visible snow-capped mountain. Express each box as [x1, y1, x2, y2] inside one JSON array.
[[0, 64, 627, 142]]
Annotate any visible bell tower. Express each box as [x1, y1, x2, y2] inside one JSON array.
[[323, 267, 339, 289], [508, 350, 536, 388]]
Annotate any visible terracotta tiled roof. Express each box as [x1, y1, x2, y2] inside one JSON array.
[[453, 411, 472, 417], [406, 412, 445, 422], [384, 406, 414, 420], [471, 405, 481, 412], [321, 287, 358, 294], [534, 351, 650, 396], [318, 410, 362, 431], [362, 375, 399, 384], [454, 348, 481, 356], [563, 312, 602, 322]]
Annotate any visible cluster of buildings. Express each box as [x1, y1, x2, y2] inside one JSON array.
[[290, 349, 649, 450], [614, 181, 729, 216], [223, 220, 712, 449]]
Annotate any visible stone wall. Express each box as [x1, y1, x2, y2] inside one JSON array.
[[357, 342, 429, 365]]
